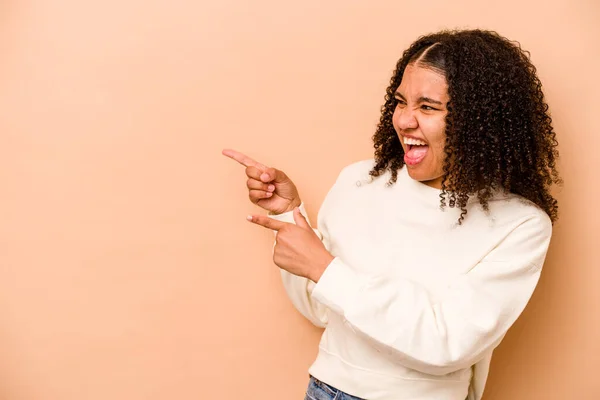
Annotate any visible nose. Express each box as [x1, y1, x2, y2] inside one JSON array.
[[395, 107, 418, 131]]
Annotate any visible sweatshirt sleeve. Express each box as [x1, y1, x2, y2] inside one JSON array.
[[268, 202, 329, 328], [310, 213, 552, 375]]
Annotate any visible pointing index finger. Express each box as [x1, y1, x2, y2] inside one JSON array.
[[246, 214, 287, 231], [222, 149, 268, 170]]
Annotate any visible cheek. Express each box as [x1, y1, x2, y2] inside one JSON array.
[[423, 120, 446, 151], [391, 108, 400, 131], [432, 132, 447, 165]]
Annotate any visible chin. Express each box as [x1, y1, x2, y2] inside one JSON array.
[[406, 166, 429, 180], [406, 168, 443, 188]]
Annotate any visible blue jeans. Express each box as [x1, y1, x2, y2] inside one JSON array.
[[305, 376, 365, 400]]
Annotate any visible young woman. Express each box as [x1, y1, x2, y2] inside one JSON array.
[[223, 29, 560, 400]]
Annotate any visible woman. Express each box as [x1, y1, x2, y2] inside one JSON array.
[[223, 29, 560, 400]]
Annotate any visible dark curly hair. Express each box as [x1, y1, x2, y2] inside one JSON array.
[[370, 29, 561, 224]]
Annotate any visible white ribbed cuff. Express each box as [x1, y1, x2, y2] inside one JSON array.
[[268, 202, 308, 223], [267, 202, 322, 240]]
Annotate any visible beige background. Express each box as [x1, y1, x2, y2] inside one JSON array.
[[0, 0, 598, 399]]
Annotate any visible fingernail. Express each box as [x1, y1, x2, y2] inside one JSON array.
[[246, 215, 253, 221], [266, 192, 272, 197], [261, 173, 269, 181], [267, 185, 275, 192]]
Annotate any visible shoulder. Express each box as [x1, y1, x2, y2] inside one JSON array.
[[335, 158, 377, 183], [491, 193, 552, 231], [462, 194, 554, 268], [318, 159, 377, 211], [485, 194, 553, 255]]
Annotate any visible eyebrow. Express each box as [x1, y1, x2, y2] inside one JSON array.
[[394, 91, 444, 106]]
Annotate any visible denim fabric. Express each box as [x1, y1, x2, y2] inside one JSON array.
[[304, 376, 365, 400]]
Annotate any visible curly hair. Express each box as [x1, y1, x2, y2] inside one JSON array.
[[370, 29, 561, 224]]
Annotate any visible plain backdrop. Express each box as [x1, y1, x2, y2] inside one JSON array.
[[0, 1, 598, 399]]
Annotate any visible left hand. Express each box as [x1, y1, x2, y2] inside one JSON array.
[[247, 208, 335, 282]]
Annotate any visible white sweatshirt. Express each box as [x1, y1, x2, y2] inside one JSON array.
[[268, 159, 552, 400]]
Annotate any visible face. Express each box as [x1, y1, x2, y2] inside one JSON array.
[[392, 63, 449, 189]]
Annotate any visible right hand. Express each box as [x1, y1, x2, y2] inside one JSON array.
[[222, 148, 302, 215]]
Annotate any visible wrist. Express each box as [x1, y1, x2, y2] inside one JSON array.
[[283, 199, 302, 214], [268, 200, 302, 216], [310, 253, 335, 282]]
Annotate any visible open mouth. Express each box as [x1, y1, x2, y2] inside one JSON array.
[[403, 137, 429, 166]]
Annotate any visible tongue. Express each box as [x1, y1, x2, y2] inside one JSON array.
[[404, 145, 428, 165]]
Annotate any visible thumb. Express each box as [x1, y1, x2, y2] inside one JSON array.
[[260, 167, 287, 183], [293, 207, 310, 229]]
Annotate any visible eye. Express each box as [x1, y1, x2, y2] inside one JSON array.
[[421, 105, 438, 111], [395, 98, 406, 106]]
